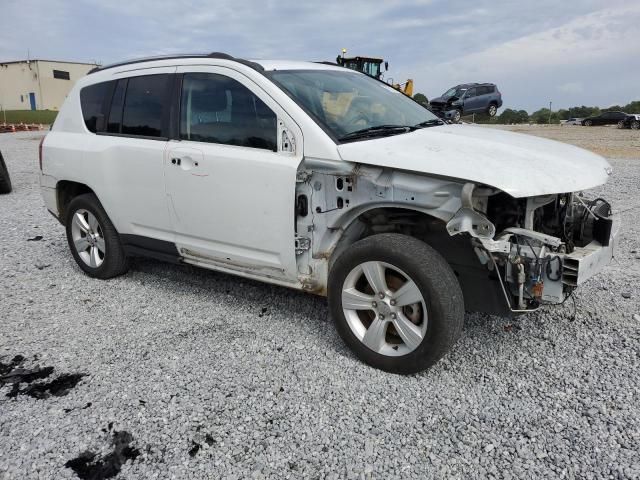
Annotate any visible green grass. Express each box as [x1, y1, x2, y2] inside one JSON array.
[[0, 110, 58, 125]]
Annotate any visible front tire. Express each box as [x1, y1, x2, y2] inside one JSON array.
[[328, 233, 464, 374], [632, 120, 640, 130], [451, 109, 462, 123], [0, 151, 12, 194], [65, 193, 129, 279]]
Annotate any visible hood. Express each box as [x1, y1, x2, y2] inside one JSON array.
[[429, 96, 452, 105], [337, 124, 611, 198]]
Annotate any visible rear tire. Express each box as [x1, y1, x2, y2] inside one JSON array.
[[65, 193, 129, 279], [617, 120, 625, 129], [328, 233, 464, 374], [487, 104, 498, 117], [0, 151, 12, 194], [584, 120, 593, 126]]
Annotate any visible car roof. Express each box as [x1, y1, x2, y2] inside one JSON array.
[[88, 52, 346, 76], [452, 82, 496, 89]]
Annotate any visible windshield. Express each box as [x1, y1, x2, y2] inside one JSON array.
[[268, 70, 439, 141], [442, 87, 466, 98]]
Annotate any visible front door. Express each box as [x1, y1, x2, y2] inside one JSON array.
[[165, 67, 303, 282], [462, 87, 480, 113]]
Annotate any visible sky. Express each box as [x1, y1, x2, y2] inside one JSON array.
[[1, 0, 638, 112]]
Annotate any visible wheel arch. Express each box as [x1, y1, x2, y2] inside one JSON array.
[[324, 205, 457, 270], [320, 205, 509, 316], [56, 180, 96, 222]]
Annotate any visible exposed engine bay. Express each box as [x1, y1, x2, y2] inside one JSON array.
[[450, 186, 617, 312], [294, 159, 617, 316]]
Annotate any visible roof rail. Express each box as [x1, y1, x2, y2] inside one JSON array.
[[88, 52, 263, 75]]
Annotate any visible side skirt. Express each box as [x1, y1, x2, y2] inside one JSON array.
[[120, 234, 182, 265]]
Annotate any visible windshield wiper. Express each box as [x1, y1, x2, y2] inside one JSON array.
[[338, 125, 416, 142], [414, 119, 444, 128]]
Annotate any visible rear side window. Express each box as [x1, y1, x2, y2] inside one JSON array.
[[120, 75, 171, 137], [180, 73, 277, 151], [80, 82, 112, 133]]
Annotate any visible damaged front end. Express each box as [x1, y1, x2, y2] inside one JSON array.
[[447, 184, 619, 313]]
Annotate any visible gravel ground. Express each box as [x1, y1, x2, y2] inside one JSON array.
[[483, 123, 640, 159], [0, 130, 639, 479]]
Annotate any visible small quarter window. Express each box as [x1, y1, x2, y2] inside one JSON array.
[[180, 73, 277, 151], [80, 82, 112, 133], [53, 69, 70, 80], [121, 74, 170, 138]]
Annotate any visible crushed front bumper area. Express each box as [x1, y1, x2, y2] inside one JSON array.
[[475, 217, 619, 312]]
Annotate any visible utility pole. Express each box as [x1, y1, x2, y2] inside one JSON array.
[[549, 101, 552, 125]]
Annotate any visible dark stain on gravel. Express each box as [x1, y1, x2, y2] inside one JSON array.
[[1, 355, 57, 397], [188, 441, 201, 457], [65, 430, 140, 480], [0, 355, 26, 375], [27, 235, 43, 241], [7, 373, 86, 399]]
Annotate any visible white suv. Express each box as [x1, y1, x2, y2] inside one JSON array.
[[40, 53, 618, 373]]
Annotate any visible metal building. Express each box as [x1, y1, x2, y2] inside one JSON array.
[[0, 59, 99, 111]]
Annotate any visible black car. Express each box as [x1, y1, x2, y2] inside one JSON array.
[[581, 111, 627, 126], [619, 113, 640, 130], [0, 149, 12, 194], [429, 83, 502, 122]]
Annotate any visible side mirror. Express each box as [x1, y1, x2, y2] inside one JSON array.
[[336, 56, 343, 65], [384, 61, 389, 71]]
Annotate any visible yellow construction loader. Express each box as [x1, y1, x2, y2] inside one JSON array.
[[335, 49, 414, 97]]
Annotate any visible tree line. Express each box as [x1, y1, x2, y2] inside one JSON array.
[[411, 93, 640, 124]]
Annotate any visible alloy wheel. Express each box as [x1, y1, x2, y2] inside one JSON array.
[[71, 209, 105, 268], [341, 261, 428, 356]]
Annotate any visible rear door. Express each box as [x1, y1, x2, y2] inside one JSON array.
[[80, 69, 175, 242], [165, 66, 303, 282]]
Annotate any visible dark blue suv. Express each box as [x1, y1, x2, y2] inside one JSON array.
[[429, 83, 502, 122]]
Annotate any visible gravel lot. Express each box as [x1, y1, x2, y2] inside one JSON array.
[[1, 128, 639, 479]]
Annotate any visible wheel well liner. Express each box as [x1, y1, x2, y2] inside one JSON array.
[[56, 181, 94, 222], [330, 207, 509, 316]]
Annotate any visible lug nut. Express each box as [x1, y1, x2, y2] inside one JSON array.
[[390, 299, 396, 306], [372, 301, 377, 308], [391, 313, 397, 320], [378, 292, 385, 299], [378, 313, 385, 320]]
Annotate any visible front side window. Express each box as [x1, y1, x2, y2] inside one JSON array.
[[121, 74, 170, 137], [268, 70, 440, 141], [180, 73, 277, 151], [80, 81, 112, 133]]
